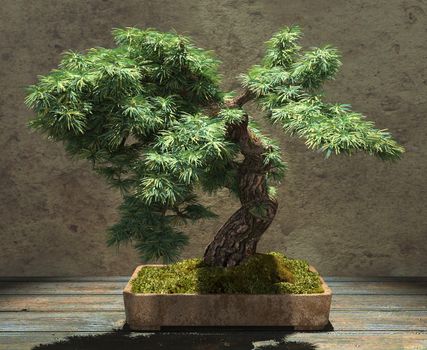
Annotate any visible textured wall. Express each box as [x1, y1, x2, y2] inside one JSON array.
[[1, 0, 426, 276]]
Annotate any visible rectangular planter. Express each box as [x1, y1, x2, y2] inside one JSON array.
[[123, 264, 332, 331]]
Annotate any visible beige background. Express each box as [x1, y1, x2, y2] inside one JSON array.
[[0, 0, 426, 276]]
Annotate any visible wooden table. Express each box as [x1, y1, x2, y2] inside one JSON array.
[[0, 277, 426, 349]]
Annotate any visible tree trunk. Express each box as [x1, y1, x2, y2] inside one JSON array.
[[203, 96, 278, 267]]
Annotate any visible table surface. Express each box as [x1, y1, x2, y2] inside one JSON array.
[[0, 276, 426, 350]]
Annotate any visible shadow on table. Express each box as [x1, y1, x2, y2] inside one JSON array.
[[31, 324, 334, 350]]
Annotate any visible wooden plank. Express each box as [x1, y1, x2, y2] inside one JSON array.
[[0, 310, 426, 332], [289, 332, 427, 350], [1, 294, 426, 312], [325, 281, 427, 295], [1, 281, 426, 295], [0, 281, 126, 295], [0, 295, 124, 312], [0, 331, 426, 350], [0, 332, 102, 350], [0, 311, 125, 332], [0, 276, 131, 282], [325, 276, 427, 282], [330, 310, 427, 331], [331, 294, 427, 310]]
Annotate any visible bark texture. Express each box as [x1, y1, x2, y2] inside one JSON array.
[[203, 91, 278, 267]]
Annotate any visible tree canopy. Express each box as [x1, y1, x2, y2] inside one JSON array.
[[26, 26, 404, 262]]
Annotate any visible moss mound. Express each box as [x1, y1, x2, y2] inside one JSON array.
[[131, 252, 324, 294]]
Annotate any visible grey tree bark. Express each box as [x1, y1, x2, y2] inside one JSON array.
[[203, 91, 278, 267]]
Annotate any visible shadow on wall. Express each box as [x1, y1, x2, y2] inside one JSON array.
[[32, 328, 321, 350]]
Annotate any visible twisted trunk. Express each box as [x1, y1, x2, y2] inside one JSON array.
[[203, 92, 278, 267]]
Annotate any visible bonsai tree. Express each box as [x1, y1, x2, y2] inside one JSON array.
[[26, 26, 403, 267]]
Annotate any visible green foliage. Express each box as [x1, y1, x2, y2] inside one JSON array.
[[131, 252, 323, 294], [263, 25, 302, 68], [241, 66, 289, 97], [106, 196, 181, 262], [248, 120, 288, 182], [217, 108, 246, 125], [291, 46, 342, 89], [242, 25, 404, 160], [26, 27, 229, 263], [26, 25, 403, 263], [270, 98, 403, 159]]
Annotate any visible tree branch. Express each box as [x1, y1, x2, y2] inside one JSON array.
[[203, 89, 255, 119], [225, 89, 255, 109]]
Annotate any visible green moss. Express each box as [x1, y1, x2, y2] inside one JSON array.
[[131, 252, 324, 294]]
